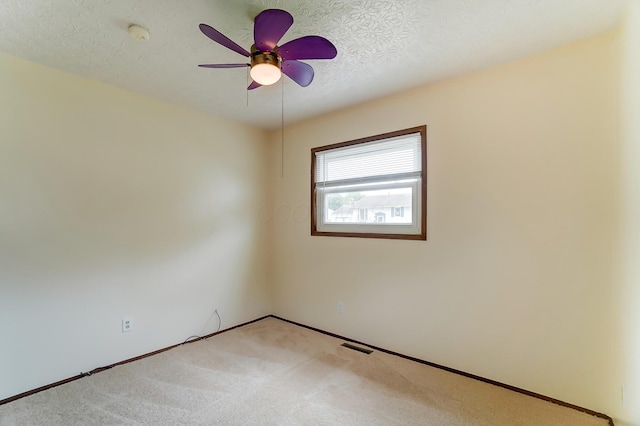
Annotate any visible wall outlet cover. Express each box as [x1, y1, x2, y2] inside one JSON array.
[[122, 317, 133, 333]]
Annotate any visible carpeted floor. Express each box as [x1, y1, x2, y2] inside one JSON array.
[[0, 317, 609, 425]]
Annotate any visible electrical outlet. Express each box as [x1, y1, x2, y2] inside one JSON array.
[[122, 317, 133, 333], [337, 302, 344, 313]]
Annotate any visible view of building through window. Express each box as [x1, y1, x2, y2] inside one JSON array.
[[325, 186, 413, 224]]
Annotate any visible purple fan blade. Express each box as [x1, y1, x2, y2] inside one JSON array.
[[248, 81, 262, 90], [282, 60, 314, 87], [198, 63, 249, 68], [279, 36, 337, 60], [199, 23, 250, 57], [254, 9, 293, 51]]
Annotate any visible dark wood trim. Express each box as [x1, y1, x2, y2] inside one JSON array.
[[0, 315, 270, 406], [1, 313, 616, 426], [310, 125, 427, 241], [420, 125, 428, 240], [310, 230, 426, 240], [0, 374, 86, 406], [310, 125, 426, 153], [310, 146, 317, 237], [270, 315, 614, 424]]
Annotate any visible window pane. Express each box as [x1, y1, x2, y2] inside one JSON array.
[[324, 187, 413, 224]]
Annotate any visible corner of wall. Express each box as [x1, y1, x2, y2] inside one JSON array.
[[613, 0, 640, 424]]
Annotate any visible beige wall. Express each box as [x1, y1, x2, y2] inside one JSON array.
[[615, 1, 640, 425], [0, 53, 272, 400], [269, 31, 620, 416]]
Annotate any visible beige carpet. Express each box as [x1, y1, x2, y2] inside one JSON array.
[[0, 317, 609, 425]]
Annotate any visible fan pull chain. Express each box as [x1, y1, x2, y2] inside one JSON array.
[[246, 67, 249, 107], [281, 77, 284, 178]]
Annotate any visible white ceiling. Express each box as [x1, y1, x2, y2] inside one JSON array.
[[0, 0, 627, 130]]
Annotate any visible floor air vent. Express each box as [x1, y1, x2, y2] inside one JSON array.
[[341, 343, 373, 354]]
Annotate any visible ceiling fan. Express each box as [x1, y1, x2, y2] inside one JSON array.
[[198, 9, 337, 90]]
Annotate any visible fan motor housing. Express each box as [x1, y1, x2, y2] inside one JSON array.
[[250, 45, 281, 69]]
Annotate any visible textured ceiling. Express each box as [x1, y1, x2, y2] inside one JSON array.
[[0, 0, 628, 130]]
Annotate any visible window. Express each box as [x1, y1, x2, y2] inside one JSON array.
[[311, 126, 426, 240], [391, 207, 404, 217]]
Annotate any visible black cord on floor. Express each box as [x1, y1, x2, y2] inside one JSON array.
[[83, 365, 113, 376], [181, 309, 222, 344], [182, 335, 203, 344]]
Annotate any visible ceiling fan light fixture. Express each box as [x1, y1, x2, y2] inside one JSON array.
[[250, 48, 282, 85], [250, 63, 281, 85]]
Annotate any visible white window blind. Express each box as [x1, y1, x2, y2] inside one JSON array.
[[315, 132, 422, 186]]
